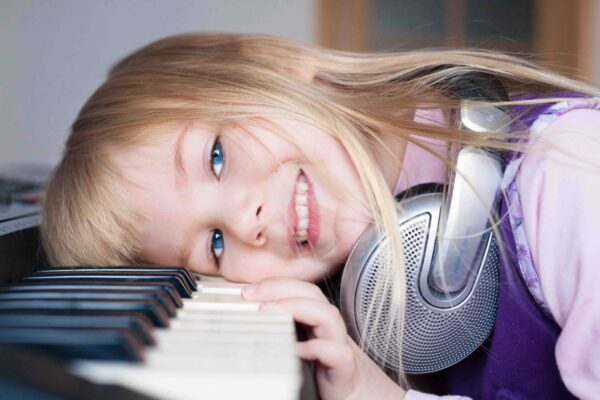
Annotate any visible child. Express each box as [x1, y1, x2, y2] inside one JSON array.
[[42, 33, 600, 399]]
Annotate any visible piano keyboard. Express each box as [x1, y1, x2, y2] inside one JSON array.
[[0, 266, 313, 400]]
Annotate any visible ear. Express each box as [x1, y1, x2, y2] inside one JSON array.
[[286, 54, 317, 83], [294, 63, 317, 82]]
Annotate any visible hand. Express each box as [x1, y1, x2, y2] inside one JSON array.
[[242, 277, 406, 400]]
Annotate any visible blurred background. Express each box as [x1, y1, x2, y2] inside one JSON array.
[[2, 0, 599, 168]]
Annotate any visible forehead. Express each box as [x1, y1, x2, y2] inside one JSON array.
[[112, 122, 210, 179], [111, 132, 184, 267]]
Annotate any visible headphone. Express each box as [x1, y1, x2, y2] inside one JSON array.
[[339, 74, 513, 374]]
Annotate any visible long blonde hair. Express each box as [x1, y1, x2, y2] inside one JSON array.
[[41, 32, 600, 387]]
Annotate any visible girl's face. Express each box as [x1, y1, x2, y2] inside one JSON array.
[[116, 117, 372, 283]]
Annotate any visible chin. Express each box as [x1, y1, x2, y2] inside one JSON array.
[[314, 261, 345, 283]]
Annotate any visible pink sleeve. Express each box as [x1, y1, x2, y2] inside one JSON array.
[[404, 390, 469, 399], [517, 108, 600, 399]]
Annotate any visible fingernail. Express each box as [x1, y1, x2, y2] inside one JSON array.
[[242, 284, 257, 297], [260, 301, 277, 309]]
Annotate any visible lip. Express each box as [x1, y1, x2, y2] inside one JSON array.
[[287, 169, 320, 254]]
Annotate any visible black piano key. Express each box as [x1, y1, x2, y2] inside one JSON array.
[[0, 299, 170, 328], [0, 289, 177, 317], [22, 274, 192, 298], [1, 282, 183, 307], [37, 266, 198, 290], [0, 328, 143, 361], [0, 345, 157, 400], [31, 270, 195, 296], [0, 314, 155, 346]]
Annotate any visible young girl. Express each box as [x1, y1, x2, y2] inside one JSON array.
[[41, 32, 600, 399]]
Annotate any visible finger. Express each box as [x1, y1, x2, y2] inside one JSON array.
[[297, 338, 355, 377], [263, 297, 347, 341], [242, 277, 328, 302]]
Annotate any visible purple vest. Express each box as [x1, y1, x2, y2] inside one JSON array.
[[419, 202, 575, 400], [415, 97, 582, 399]]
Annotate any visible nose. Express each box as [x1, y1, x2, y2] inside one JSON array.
[[228, 186, 267, 247]]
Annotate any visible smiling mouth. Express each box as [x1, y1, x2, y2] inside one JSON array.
[[288, 169, 320, 253]]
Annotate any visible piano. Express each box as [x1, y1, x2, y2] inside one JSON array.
[[0, 167, 318, 400]]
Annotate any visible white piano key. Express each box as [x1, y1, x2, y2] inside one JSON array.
[[153, 331, 294, 345], [194, 273, 229, 282], [73, 363, 300, 400], [197, 280, 246, 295], [70, 274, 302, 399], [143, 340, 296, 360], [199, 286, 243, 295], [144, 351, 298, 373], [175, 309, 292, 323], [145, 340, 295, 358], [196, 278, 244, 287], [166, 320, 294, 334], [183, 293, 260, 311]]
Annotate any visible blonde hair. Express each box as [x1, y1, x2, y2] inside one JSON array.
[[41, 32, 600, 387]]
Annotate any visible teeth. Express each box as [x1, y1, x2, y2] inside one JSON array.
[[296, 231, 308, 242], [297, 218, 308, 230], [296, 205, 308, 219], [295, 194, 307, 206], [297, 181, 308, 192], [294, 176, 310, 244]]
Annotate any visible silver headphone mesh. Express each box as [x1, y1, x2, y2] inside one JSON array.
[[355, 213, 499, 374]]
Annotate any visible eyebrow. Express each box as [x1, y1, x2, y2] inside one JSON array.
[[174, 125, 192, 267], [177, 242, 191, 271], [174, 125, 190, 190]]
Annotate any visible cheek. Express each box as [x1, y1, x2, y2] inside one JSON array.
[[234, 124, 306, 166], [220, 252, 281, 283], [220, 252, 330, 284], [229, 140, 280, 180]]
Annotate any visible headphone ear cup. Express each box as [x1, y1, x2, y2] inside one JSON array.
[[341, 73, 510, 374], [340, 188, 500, 374]]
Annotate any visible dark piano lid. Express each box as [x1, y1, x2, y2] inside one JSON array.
[[0, 164, 51, 284]]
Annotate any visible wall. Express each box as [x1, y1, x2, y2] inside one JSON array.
[[595, 1, 600, 85], [0, 0, 316, 167]]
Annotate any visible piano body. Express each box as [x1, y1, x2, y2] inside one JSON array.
[[0, 167, 318, 400]]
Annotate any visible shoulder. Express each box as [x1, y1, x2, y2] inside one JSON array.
[[516, 105, 600, 397], [517, 105, 600, 325], [522, 104, 600, 178]]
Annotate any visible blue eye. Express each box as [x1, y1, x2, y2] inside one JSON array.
[[210, 229, 224, 266], [210, 137, 224, 178]]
